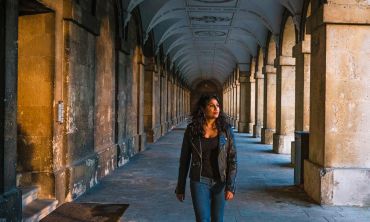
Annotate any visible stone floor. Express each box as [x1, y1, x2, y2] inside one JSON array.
[[76, 123, 370, 222]]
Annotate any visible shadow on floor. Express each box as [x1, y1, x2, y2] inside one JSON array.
[[263, 185, 315, 207], [272, 161, 293, 168]]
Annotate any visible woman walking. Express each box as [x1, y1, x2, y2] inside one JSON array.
[[175, 94, 237, 222]]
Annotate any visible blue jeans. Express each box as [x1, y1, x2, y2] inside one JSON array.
[[190, 177, 226, 222]]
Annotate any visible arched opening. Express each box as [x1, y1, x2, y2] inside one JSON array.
[[294, 1, 312, 134], [273, 16, 297, 154]]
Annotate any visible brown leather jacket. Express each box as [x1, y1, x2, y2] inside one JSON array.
[[175, 125, 237, 194]]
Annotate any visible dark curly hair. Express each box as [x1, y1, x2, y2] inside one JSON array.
[[188, 94, 229, 137]]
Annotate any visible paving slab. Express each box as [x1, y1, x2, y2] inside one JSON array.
[[76, 124, 370, 222]]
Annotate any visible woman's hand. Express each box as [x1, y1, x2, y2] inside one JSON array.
[[225, 191, 234, 201], [176, 194, 185, 202]]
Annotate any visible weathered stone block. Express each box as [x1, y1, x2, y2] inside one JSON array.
[[261, 128, 274, 144], [273, 133, 294, 154], [253, 124, 262, 138], [303, 160, 370, 206]]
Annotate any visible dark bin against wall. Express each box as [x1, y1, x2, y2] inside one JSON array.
[[294, 131, 309, 185]]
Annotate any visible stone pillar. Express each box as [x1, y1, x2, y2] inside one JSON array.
[[238, 69, 250, 133], [304, 1, 370, 206], [261, 65, 277, 144], [226, 86, 229, 120], [246, 59, 256, 133], [172, 78, 177, 125], [235, 78, 240, 129], [253, 69, 264, 138], [160, 69, 167, 135], [232, 82, 237, 128], [293, 38, 311, 132], [166, 74, 171, 130], [137, 53, 146, 151], [0, 0, 22, 220], [144, 58, 161, 143], [273, 56, 295, 154]]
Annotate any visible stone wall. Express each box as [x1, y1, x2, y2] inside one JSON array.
[[17, 13, 55, 198]]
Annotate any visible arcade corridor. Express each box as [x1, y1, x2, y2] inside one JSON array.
[[77, 123, 370, 222], [1, 0, 369, 221]]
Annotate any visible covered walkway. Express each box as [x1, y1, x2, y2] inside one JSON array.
[[77, 123, 370, 222]]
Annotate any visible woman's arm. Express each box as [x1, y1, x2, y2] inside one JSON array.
[[225, 127, 237, 194], [175, 127, 192, 196]]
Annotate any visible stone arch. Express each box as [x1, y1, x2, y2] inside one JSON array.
[[293, 0, 312, 135], [266, 36, 277, 66], [273, 12, 297, 154], [281, 16, 296, 57], [300, 0, 312, 41]]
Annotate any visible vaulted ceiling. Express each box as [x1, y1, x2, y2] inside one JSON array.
[[122, 0, 304, 87]]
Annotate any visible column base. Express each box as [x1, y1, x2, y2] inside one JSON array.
[[304, 159, 370, 206], [139, 132, 147, 152], [234, 119, 239, 130], [248, 123, 254, 134], [146, 126, 161, 143], [161, 123, 167, 136], [253, 124, 262, 138], [261, 128, 274, 144], [238, 122, 249, 133], [273, 133, 294, 154]]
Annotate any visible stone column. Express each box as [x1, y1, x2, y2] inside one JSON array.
[[0, 0, 22, 220], [273, 56, 295, 154], [293, 38, 311, 133], [292, 37, 311, 165], [253, 69, 264, 138], [304, 1, 370, 206], [261, 64, 277, 144], [238, 69, 250, 133], [235, 77, 240, 129], [232, 82, 237, 128], [160, 69, 167, 135], [137, 54, 146, 151], [144, 58, 161, 143], [223, 87, 226, 117], [225, 80, 230, 121], [172, 78, 177, 125], [246, 59, 256, 133], [167, 74, 173, 129]]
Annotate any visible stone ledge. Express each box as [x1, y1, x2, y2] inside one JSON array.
[[274, 56, 296, 67], [63, 1, 100, 35], [273, 133, 294, 154], [263, 65, 276, 74], [307, 4, 370, 34], [293, 39, 311, 57]]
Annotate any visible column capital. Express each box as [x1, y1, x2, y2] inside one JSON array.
[[248, 75, 256, 83], [275, 56, 296, 67], [307, 3, 370, 34], [254, 71, 264, 79], [263, 65, 276, 74], [293, 38, 311, 57]]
